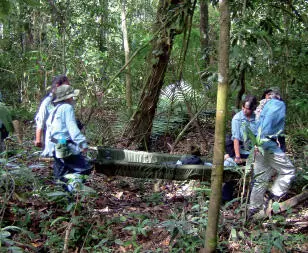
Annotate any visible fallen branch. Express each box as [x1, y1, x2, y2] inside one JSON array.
[[38, 157, 53, 162], [277, 190, 308, 213], [263, 221, 308, 228], [266, 190, 308, 215]]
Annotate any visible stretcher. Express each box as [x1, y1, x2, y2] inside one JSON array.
[[94, 147, 244, 181]]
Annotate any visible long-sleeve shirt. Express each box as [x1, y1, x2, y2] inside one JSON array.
[[35, 94, 54, 129], [231, 110, 257, 151], [257, 98, 286, 150], [44, 103, 87, 157]]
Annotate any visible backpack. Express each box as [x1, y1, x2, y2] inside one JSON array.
[[181, 155, 203, 165]]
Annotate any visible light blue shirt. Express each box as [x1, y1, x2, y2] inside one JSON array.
[[35, 94, 54, 129], [231, 110, 257, 151], [44, 103, 87, 156], [257, 98, 286, 150]]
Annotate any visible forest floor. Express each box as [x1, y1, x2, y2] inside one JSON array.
[[1, 116, 307, 252]]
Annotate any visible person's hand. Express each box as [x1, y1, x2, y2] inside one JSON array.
[[34, 140, 42, 147], [234, 157, 242, 164]]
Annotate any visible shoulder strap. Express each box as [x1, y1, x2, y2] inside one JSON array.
[[50, 104, 61, 125], [49, 104, 65, 142], [51, 103, 68, 124]]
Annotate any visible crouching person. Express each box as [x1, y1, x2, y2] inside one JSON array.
[[45, 85, 92, 192]]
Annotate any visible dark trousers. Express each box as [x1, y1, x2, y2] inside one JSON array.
[[53, 152, 92, 181]]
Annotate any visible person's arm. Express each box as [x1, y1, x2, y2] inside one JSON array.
[[233, 139, 242, 164], [34, 96, 51, 147], [231, 113, 242, 163], [35, 128, 43, 147]]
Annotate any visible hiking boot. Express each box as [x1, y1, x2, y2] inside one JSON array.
[[265, 191, 290, 203]]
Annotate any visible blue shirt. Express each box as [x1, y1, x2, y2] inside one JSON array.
[[44, 103, 87, 156], [231, 110, 257, 151], [35, 94, 54, 129], [257, 98, 285, 139]]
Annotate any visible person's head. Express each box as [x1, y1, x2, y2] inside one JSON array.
[[53, 85, 79, 104], [190, 145, 201, 156], [261, 89, 273, 100], [242, 95, 257, 117], [262, 87, 282, 100], [267, 90, 281, 100], [51, 75, 70, 93]]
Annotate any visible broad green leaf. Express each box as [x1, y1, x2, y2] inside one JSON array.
[[66, 202, 75, 212], [114, 239, 124, 245], [258, 146, 265, 156], [120, 216, 127, 222], [2, 226, 22, 233], [50, 216, 69, 227], [238, 230, 245, 239], [0, 230, 11, 239], [46, 191, 68, 197], [231, 228, 237, 240], [97, 238, 109, 246], [272, 202, 280, 213]]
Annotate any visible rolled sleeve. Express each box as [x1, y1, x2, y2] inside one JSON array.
[[231, 113, 242, 141]]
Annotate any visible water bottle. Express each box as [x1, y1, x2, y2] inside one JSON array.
[[56, 138, 69, 158], [58, 138, 66, 144]]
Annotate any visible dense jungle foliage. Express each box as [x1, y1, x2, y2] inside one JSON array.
[[0, 0, 307, 252]]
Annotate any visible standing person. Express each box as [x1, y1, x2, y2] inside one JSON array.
[[45, 85, 91, 191], [256, 88, 286, 152], [248, 90, 295, 218], [34, 75, 70, 155], [226, 95, 258, 164]]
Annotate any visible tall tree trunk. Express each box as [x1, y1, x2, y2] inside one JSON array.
[[121, 0, 132, 116], [99, 0, 108, 53], [236, 63, 245, 109], [200, 0, 209, 68], [202, 0, 230, 252], [122, 0, 193, 148], [281, 0, 292, 101]]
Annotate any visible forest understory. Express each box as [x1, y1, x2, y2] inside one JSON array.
[[0, 110, 307, 253]]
